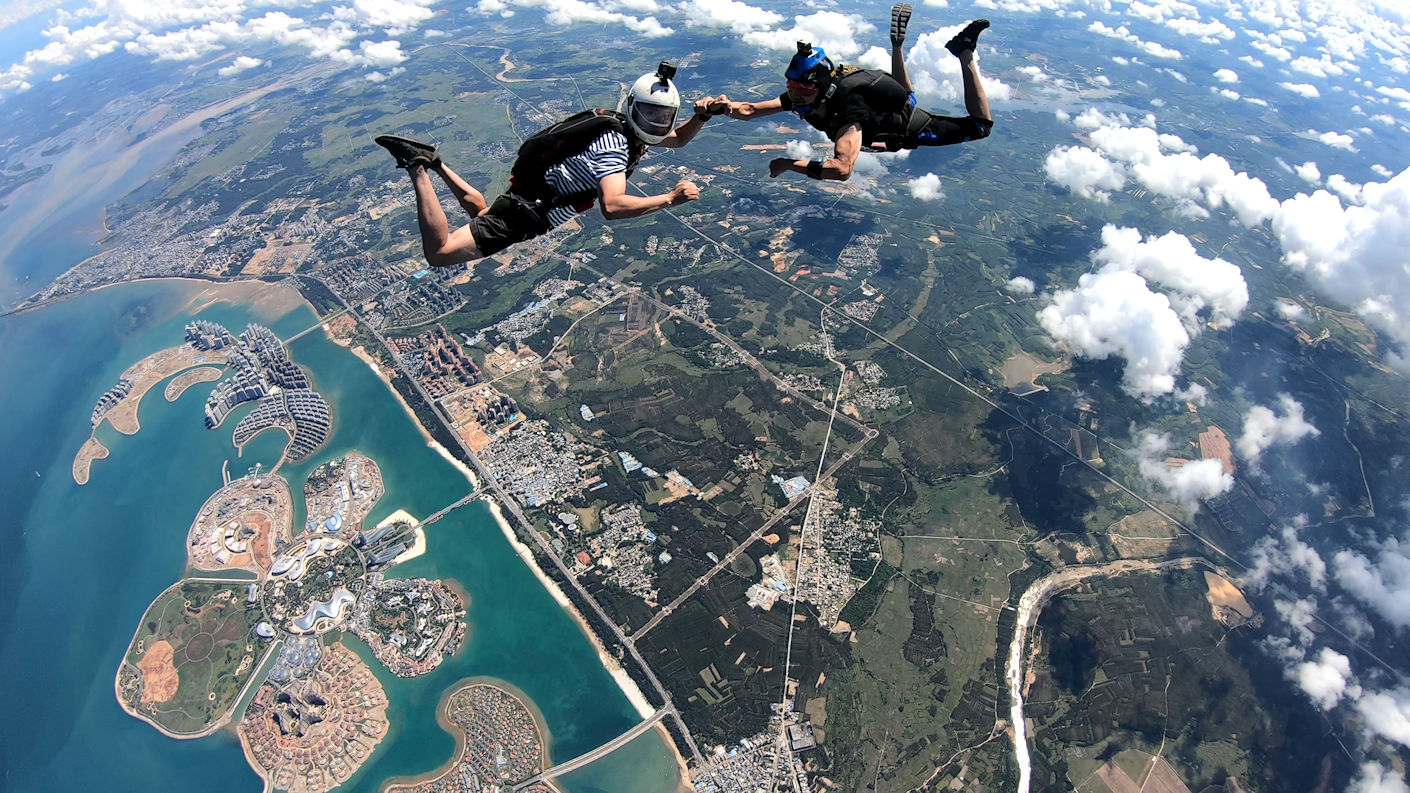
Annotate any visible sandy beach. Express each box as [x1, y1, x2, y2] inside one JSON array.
[[484, 498, 655, 720], [346, 344, 480, 491]]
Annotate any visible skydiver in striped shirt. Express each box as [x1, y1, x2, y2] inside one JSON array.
[[376, 63, 714, 267]]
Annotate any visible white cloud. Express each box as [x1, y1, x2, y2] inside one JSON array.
[[1005, 276, 1035, 294], [784, 139, 815, 160], [1356, 688, 1410, 747], [478, 0, 672, 36], [906, 172, 944, 201], [1090, 225, 1249, 327], [1273, 166, 1410, 366], [1246, 518, 1327, 591], [855, 24, 1013, 104], [1215, 87, 1239, 100], [1293, 647, 1355, 709], [743, 10, 872, 59], [1327, 174, 1364, 204], [1214, 68, 1239, 83], [1039, 270, 1190, 398], [1251, 40, 1292, 62], [1295, 161, 1321, 183], [1276, 597, 1321, 646], [1135, 432, 1234, 507], [1239, 55, 1264, 68], [681, 0, 780, 33], [1275, 300, 1307, 320], [1237, 394, 1320, 462], [1334, 535, 1410, 629], [1310, 129, 1357, 151], [1044, 145, 1126, 202], [1349, 763, 1410, 793], [217, 54, 263, 76], [1089, 21, 1183, 59], [1055, 109, 1280, 226], [1373, 164, 1394, 177], [1280, 82, 1321, 98]]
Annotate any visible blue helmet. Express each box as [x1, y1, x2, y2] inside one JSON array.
[[785, 41, 833, 85]]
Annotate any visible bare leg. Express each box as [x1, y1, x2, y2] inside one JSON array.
[[892, 44, 913, 93], [958, 50, 991, 122], [412, 165, 452, 262], [431, 163, 489, 216]]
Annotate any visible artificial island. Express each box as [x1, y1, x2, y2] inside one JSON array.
[[116, 448, 467, 791], [76, 319, 333, 486]]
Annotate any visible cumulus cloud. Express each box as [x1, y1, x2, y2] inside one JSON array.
[[1280, 81, 1322, 98], [1310, 129, 1357, 151], [855, 24, 1013, 104], [217, 54, 263, 76], [1050, 109, 1280, 226], [680, 0, 779, 33], [1293, 647, 1355, 709], [1295, 161, 1321, 183], [1327, 174, 1364, 204], [1334, 535, 1410, 629], [1275, 300, 1307, 320], [1349, 763, 1410, 793], [1246, 518, 1327, 591], [476, 0, 671, 35], [1237, 394, 1320, 463], [784, 139, 815, 160], [1373, 164, 1394, 177], [743, 10, 872, 59], [1089, 21, 1183, 59], [1214, 68, 1239, 83], [1356, 688, 1410, 747], [906, 172, 943, 201], [1134, 431, 1234, 507], [1005, 276, 1036, 295], [1045, 145, 1126, 202], [1039, 270, 1190, 398], [1090, 225, 1249, 327], [1276, 597, 1322, 646], [1273, 166, 1410, 367]]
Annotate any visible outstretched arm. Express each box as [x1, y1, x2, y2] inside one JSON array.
[[723, 96, 788, 121], [769, 124, 862, 181], [656, 96, 727, 149], [598, 172, 699, 220]]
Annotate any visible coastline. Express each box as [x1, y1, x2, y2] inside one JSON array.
[[376, 508, 427, 566], [378, 674, 557, 793], [346, 343, 480, 491], [483, 498, 655, 720]]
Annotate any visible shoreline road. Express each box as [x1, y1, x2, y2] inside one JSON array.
[[510, 705, 675, 790], [631, 432, 874, 642]]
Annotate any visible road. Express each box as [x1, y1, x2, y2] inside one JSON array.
[[299, 272, 706, 767], [419, 492, 479, 527], [511, 705, 675, 790], [630, 431, 871, 641]]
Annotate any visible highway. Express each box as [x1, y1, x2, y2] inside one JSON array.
[[510, 705, 675, 790], [300, 272, 706, 767]]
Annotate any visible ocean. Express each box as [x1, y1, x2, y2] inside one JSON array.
[[0, 279, 684, 792]]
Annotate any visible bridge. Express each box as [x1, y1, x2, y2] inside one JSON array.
[[511, 706, 674, 790], [420, 492, 479, 527]]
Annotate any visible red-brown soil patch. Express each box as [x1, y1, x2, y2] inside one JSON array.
[[138, 640, 180, 703]]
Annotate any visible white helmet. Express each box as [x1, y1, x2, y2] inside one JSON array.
[[626, 66, 680, 145]]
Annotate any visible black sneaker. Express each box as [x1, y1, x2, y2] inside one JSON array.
[[944, 18, 990, 57], [890, 3, 913, 47], [375, 135, 439, 169]]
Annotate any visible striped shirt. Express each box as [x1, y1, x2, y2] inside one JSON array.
[[541, 129, 631, 228]]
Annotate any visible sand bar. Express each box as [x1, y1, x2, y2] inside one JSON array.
[[164, 366, 224, 401], [73, 436, 109, 485]]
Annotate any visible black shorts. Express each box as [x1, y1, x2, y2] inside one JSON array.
[[468, 191, 553, 257], [904, 108, 993, 148]]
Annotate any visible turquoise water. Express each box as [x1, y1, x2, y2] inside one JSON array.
[[0, 280, 683, 792]]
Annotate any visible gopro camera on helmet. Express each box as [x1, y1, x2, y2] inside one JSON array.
[[656, 61, 677, 84], [797, 41, 812, 56]]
